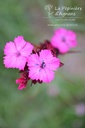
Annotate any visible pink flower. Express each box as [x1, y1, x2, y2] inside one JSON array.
[[16, 69, 29, 90], [16, 78, 26, 90], [51, 28, 77, 53], [3, 36, 34, 70], [27, 50, 60, 83]]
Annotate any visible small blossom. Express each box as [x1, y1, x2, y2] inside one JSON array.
[[16, 67, 29, 90], [27, 50, 60, 83], [51, 28, 77, 53], [3, 36, 34, 70], [16, 78, 26, 90]]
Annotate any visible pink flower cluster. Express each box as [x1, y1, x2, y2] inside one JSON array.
[[3, 28, 77, 90]]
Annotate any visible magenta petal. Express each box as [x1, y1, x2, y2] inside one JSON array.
[[20, 42, 34, 57], [39, 50, 53, 63], [3, 55, 26, 70], [47, 57, 60, 70], [42, 69, 54, 83], [29, 67, 41, 80], [54, 28, 67, 36], [28, 54, 40, 67], [18, 84, 26, 90], [16, 79, 20, 84], [14, 36, 26, 51], [58, 43, 69, 53], [4, 41, 16, 55], [51, 36, 60, 48], [67, 30, 76, 40]]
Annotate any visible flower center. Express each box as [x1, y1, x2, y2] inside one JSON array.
[[62, 37, 66, 42], [40, 61, 46, 69], [16, 51, 21, 57]]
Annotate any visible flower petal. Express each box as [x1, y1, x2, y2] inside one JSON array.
[[4, 55, 26, 70], [42, 69, 54, 83], [18, 84, 26, 90], [4, 41, 17, 55], [39, 50, 53, 63], [29, 67, 41, 80], [46, 57, 60, 70], [14, 36, 26, 51], [28, 54, 40, 67]]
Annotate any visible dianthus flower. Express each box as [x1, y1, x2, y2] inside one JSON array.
[[51, 28, 77, 53], [16, 67, 29, 90], [3, 28, 77, 90], [3, 36, 34, 70], [27, 50, 60, 83]]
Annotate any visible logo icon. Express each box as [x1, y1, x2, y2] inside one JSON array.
[[45, 4, 54, 17]]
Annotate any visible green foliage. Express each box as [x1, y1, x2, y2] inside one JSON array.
[[0, 0, 85, 128]]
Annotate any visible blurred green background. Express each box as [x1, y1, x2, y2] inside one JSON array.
[[0, 0, 85, 128]]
